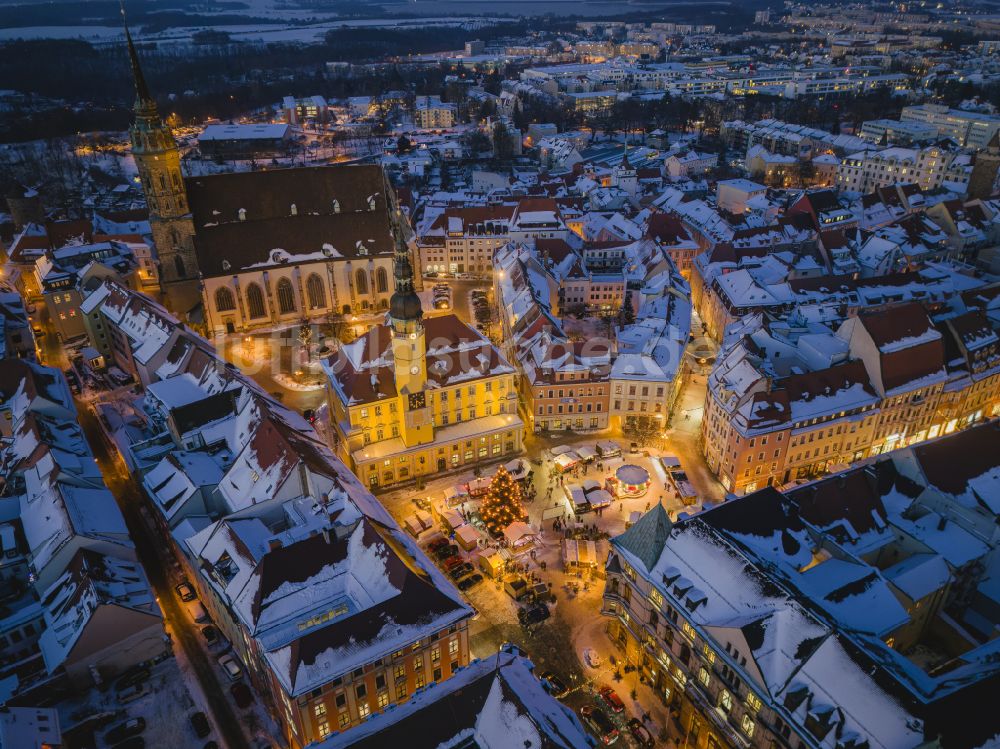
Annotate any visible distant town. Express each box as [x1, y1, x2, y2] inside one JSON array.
[[1, 1, 1000, 748]]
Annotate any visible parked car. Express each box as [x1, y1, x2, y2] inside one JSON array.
[[434, 544, 459, 560], [598, 686, 625, 713], [201, 625, 220, 646], [111, 738, 145, 749], [427, 537, 449, 552], [457, 573, 484, 591], [518, 603, 550, 627], [629, 442, 639, 454], [175, 581, 196, 601], [448, 563, 474, 580], [442, 556, 465, 572], [537, 671, 568, 698], [580, 705, 619, 745], [117, 684, 149, 704], [105, 717, 146, 744], [230, 682, 254, 708], [108, 368, 132, 386], [190, 712, 211, 738], [583, 648, 602, 668], [186, 600, 209, 623], [218, 654, 243, 682], [627, 718, 655, 748], [114, 666, 150, 691]]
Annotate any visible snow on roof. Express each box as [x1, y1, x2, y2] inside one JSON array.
[[315, 648, 591, 749], [145, 372, 210, 410], [882, 552, 951, 602]]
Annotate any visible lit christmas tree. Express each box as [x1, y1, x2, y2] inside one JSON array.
[[479, 465, 525, 537]]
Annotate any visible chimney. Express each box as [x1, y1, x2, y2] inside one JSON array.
[[268, 538, 283, 552]]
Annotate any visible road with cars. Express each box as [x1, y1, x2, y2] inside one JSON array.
[[76, 405, 250, 749]]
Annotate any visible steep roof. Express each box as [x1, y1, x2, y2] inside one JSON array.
[[615, 502, 672, 572]]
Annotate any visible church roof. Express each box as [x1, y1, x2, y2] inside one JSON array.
[[184, 165, 396, 277]]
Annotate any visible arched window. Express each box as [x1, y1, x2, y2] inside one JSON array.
[[375, 267, 389, 294], [246, 283, 266, 319], [215, 287, 236, 312], [276, 278, 296, 314], [174, 255, 186, 279], [306, 273, 326, 309], [355, 269, 369, 295]]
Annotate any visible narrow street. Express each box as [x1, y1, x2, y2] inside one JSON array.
[[76, 406, 250, 749]]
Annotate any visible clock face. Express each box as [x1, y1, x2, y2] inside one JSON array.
[[410, 365, 420, 375], [408, 391, 426, 410]]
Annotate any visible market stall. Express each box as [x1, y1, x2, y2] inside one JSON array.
[[478, 547, 505, 578], [503, 521, 537, 550], [596, 440, 622, 459], [504, 458, 531, 481], [455, 523, 481, 551], [440, 507, 464, 531], [553, 452, 580, 473], [563, 539, 600, 572]]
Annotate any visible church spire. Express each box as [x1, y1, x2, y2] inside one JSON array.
[[121, 1, 155, 112], [388, 204, 423, 325]]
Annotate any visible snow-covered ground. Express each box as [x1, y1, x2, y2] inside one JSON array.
[[57, 650, 218, 749]]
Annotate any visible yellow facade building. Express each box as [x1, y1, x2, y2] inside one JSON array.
[[324, 228, 524, 489]]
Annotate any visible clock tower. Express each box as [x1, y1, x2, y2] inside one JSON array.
[[124, 16, 201, 316], [388, 203, 433, 446]]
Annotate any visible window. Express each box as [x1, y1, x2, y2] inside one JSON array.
[[395, 683, 407, 700], [358, 702, 371, 719], [215, 287, 236, 312], [719, 690, 732, 712], [449, 638, 459, 656], [338, 712, 350, 728], [318, 720, 331, 738], [698, 667, 710, 687], [314, 702, 327, 718], [356, 269, 369, 295], [745, 691, 762, 712], [246, 283, 266, 319], [377, 691, 389, 708], [355, 684, 367, 700], [276, 277, 296, 314], [741, 714, 755, 737], [394, 663, 405, 680], [376, 267, 389, 294], [306, 273, 326, 309]]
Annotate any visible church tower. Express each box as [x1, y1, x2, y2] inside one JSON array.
[[612, 144, 639, 198], [387, 199, 434, 447], [124, 17, 200, 314], [967, 132, 1000, 201]]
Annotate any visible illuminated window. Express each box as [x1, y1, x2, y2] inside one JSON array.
[[741, 714, 755, 737]]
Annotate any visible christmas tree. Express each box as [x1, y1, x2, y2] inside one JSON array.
[[479, 466, 525, 537]]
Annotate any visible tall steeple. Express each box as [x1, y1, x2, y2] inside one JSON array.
[[122, 2, 200, 313], [122, 4, 155, 114], [387, 190, 423, 331]]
